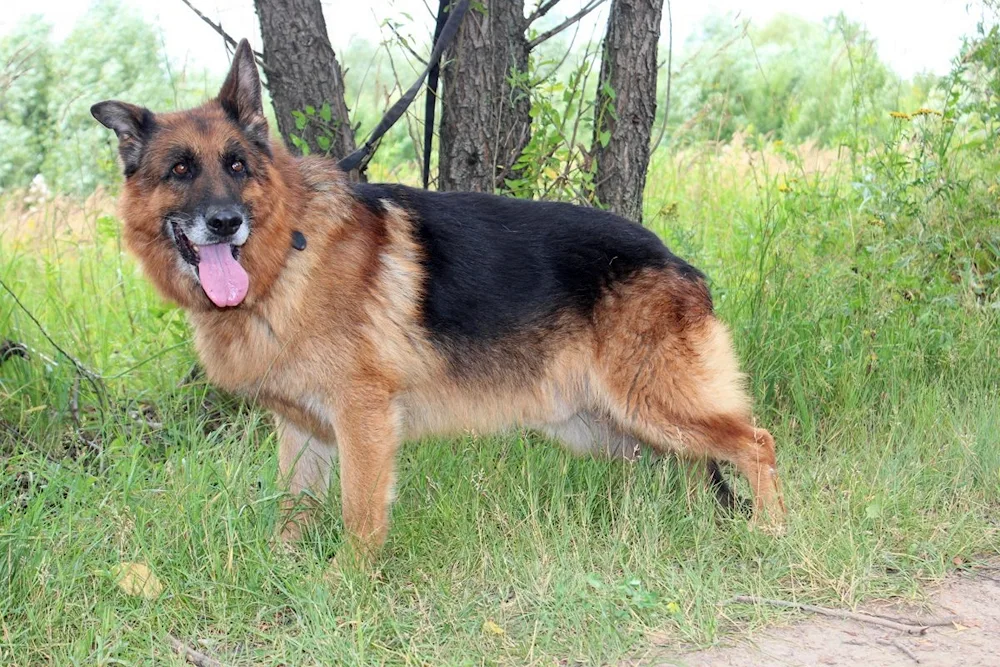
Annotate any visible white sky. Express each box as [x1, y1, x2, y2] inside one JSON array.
[[0, 0, 990, 79]]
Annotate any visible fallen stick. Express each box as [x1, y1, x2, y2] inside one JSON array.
[[167, 634, 224, 667], [877, 637, 921, 664], [870, 612, 961, 628], [729, 596, 932, 635]]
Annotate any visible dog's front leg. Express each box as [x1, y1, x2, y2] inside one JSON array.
[[276, 416, 337, 543], [334, 387, 401, 558]]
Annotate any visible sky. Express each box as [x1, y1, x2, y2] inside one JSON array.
[[0, 0, 990, 80]]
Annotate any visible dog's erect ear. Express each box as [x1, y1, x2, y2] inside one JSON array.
[[91, 100, 156, 177], [218, 39, 268, 150]]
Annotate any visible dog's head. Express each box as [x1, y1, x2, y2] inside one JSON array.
[[92, 39, 292, 311]]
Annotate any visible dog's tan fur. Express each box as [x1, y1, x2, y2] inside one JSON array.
[[99, 41, 784, 556]]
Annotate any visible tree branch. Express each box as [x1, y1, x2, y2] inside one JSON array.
[[0, 277, 105, 406], [177, 0, 270, 74], [527, 0, 607, 51], [385, 22, 428, 67], [651, 0, 673, 153], [166, 634, 224, 667], [528, 0, 563, 24]]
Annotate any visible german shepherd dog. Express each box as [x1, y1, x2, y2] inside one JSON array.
[[92, 40, 784, 556]]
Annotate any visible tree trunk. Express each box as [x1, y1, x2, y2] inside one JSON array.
[[592, 0, 664, 223], [439, 1, 531, 192], [252, 0, 356, 162]]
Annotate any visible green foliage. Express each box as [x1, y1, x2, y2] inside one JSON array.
[[289, 102, 345, 157], [0, 17, 54, 190], [504, 54, 598, 202], [0, 1, 216, 194], [664, 13, 919, 148]]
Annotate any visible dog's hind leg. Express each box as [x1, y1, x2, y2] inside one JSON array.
[[595, 278, 785, 523]]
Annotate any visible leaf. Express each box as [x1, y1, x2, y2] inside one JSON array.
[[599, 130, 611, 148], [305, 105, 316, 116], [482, 619, 505, 636], [95, 214, 119, 242], [292, 110, 307, 131], [289, 134, 311, 156], [316, 135, 331, 152], [111, 562, 163, 599], [319, 102, 332, 123]]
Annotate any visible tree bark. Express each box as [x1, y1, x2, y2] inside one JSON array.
[[252, 0, 356, 162], [439, 1, 531, 192], [592, 0, 663, 223]]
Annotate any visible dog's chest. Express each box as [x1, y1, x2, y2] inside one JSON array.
[[191, 311, 298, 394]]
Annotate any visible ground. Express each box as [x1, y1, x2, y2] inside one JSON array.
[[645, 565, 1000, 666]]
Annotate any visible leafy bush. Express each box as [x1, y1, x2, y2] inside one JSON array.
[[0, 0, 216, 194]]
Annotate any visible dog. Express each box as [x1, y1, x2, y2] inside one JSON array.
[[91, 39, 784, 556]]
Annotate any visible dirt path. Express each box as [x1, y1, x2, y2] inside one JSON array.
[[647, 568, 1000, 666]]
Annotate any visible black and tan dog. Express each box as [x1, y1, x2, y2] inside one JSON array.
[[92, 39, 784, 555]]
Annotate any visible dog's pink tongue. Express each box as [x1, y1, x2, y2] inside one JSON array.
[[197, 244, 249, 307]]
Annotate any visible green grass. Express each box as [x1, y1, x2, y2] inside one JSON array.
[[1, 142, 999, 665]]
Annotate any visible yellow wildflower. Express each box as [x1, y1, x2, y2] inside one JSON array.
[[912, 108, 942, 117], [889, 111, 911, 120]]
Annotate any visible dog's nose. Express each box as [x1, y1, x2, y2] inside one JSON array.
[[206, 209, 243, 237]]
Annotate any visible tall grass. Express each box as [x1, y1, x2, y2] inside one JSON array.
[[1, 127, 998, 663]]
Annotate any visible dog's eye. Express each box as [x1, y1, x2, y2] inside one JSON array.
[[172, 162, 189, 177], [230, 160, 245, 174]]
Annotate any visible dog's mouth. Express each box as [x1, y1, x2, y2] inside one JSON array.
[[171, 221, 249, 309]]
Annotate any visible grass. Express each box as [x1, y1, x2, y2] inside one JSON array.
[[1, 139, 999, 665]]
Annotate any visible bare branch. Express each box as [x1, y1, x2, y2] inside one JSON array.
[[528, 0, 563, 24], [166, 634, 224, 667], [651, 0, 673, 153], [875, 638, 922, 664], [176, 0, 270, 74], [527, 0, 607, 51], [0, 277, 105, 405], [384, 22, 428, 67]]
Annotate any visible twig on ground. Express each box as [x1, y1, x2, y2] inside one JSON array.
[[167, 634, 224, 667], [870, 612, 961, 628], [877, 637, 921, 664], [728, 596, 949, 635]]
